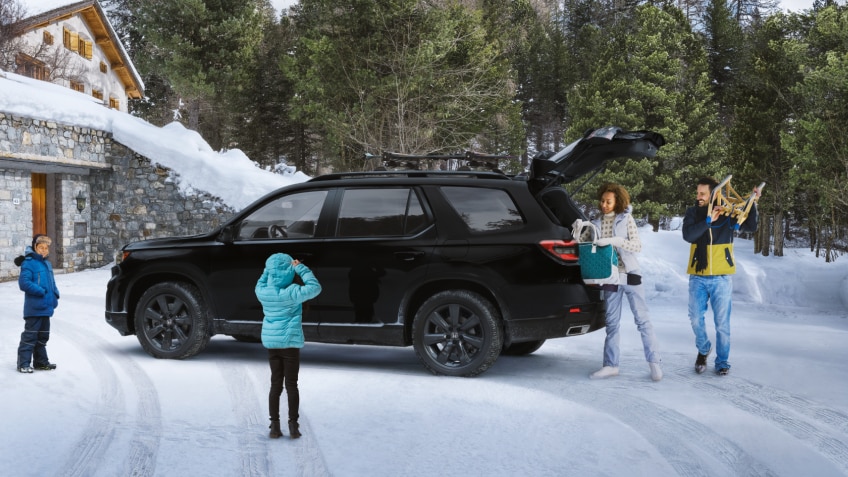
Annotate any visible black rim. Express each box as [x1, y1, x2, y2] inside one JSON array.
[[141, 294, 193, 352], [421, 304, 486, 369]]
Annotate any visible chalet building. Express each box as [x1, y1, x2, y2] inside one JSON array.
[[11, 0, 143, 113], [0, 1, 232, 282]]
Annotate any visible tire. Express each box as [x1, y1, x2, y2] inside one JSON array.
[[502, 339, 546, 356], [134, 281, 210, 359], [412, 290, 502, 377]]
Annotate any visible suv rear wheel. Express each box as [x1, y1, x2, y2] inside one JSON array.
[[134, 282, 210, 359], [412, 290, 502, 377]]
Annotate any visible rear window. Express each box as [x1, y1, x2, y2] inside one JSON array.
[[441, 186, 524, 233]]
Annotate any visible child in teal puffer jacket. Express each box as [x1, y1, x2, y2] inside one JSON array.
[[255, 253, 321, 440]]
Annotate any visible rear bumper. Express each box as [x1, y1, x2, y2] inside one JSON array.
[[504, 301, 606, 344]]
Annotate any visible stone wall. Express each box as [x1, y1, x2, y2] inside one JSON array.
[[0, 111, 236, 281], [88, 142, 235, 267]]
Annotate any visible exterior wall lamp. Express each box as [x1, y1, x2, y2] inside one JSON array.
[[76, 190, 87, 212]]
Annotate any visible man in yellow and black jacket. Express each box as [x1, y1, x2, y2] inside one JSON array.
[[682, 177, 759, 377]]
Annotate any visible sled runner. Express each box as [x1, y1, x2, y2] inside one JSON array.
[[709, 174, 765, 229]]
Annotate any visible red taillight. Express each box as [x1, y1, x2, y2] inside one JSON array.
[[569, 307, 581, 313], [539, 239, 579, 262]]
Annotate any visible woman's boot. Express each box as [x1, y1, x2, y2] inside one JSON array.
[[269, 419, 283, 438]]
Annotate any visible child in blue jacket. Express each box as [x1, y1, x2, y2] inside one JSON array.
[[16, 234, 60, 373], [255, 253, 322, 439]]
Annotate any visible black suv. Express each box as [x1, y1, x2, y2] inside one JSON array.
[[105, 127, 663, 376]]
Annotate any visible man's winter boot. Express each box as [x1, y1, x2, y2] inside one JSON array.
[[269, 419, 283, 439], [288, 420, 302, 439], [695, 347, 712, 374]]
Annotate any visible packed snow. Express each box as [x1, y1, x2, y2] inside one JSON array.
[[2, 228, 847, 476]]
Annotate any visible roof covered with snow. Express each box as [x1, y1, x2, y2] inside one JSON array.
[[0, 69, 308, 210]]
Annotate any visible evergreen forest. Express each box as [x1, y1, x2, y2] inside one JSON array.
[[11, 0, 848, 260]]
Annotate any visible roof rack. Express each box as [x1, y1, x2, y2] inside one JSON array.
[[309, 170, 511, 182], [373, 151, 517, 173]]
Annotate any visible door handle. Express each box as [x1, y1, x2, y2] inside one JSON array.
[[394, 251, 424, 261]]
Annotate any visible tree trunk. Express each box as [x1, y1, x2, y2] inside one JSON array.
[[772, 210, 784, 256], [187, 98, 200, 131], [755, 213, 770, 256]]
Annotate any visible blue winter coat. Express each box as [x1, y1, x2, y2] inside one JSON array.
[[255, 253, 322, 349], [18, 246, 60, 317]]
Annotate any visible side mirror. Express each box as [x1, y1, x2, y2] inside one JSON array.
[[218, 224, 236, 244]]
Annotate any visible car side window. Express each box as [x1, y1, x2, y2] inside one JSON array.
[[237, 190, 328, 240], [440, 186, 525, 233], [337, 188, 427, 237]]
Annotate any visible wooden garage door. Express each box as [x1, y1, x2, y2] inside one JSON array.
[[32, 173, 47, 235]]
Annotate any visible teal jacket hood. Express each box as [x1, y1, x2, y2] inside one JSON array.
[[265, 253, 296, 289]]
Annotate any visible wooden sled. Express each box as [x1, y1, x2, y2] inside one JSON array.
[[709, 175, 765, 229]]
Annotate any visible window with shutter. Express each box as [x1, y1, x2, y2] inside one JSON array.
[[100, 62, 107, 73], [92, 89, 103, 100], [84, 40, 93, 59], [70, 80, 84, 92], [43, 31, 54, 45], [63, 28, 71, 49], [70, 32, 79, 52], [109, 98, 120, 109]]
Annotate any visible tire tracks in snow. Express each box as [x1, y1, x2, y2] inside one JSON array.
[[498, 357, 778, 477], [61, 322, 161, 477], [216, 361, 330, 477], [673, 363, 848, 475]]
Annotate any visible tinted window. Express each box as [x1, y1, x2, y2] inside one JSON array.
[[337, 188, 427, 237], [441, 186, 524, 233], [237, 190, 328, 240]]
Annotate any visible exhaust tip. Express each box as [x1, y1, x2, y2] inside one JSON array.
[[566, 324, 590, 336]]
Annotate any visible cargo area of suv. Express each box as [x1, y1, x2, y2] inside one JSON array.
[[105, 126, 664, 376]]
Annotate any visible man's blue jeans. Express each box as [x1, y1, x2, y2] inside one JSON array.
[[688, 275, 732, 370]]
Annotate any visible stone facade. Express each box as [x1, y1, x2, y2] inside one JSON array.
[[0, 112, 235, 282]]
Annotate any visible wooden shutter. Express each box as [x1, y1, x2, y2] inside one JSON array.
[[31, 173, 47, 235], [63, 28, 71, 49], [70, 32, 79, 52], [84, 40, 92, 59]]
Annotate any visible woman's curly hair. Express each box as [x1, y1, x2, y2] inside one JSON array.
[[596, 183, 630, 214]]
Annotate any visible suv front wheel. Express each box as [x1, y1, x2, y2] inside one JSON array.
[[134, 281, 210, 359], [412, 290, 503, 377]]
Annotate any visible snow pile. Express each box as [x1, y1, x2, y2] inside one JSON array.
[[0, 70, 308, 210]]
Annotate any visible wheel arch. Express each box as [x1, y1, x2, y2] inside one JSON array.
[[401, 278, 509, 345], [124, 269, 215, 335]]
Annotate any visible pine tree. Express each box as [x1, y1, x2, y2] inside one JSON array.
[[134, 0, 264, 149], [783, 5, 848, 261], [703, 0, 745, 127], [567, 4, 723, 225], [731, 12, 804, 257], [289, 0, 523, 171]]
